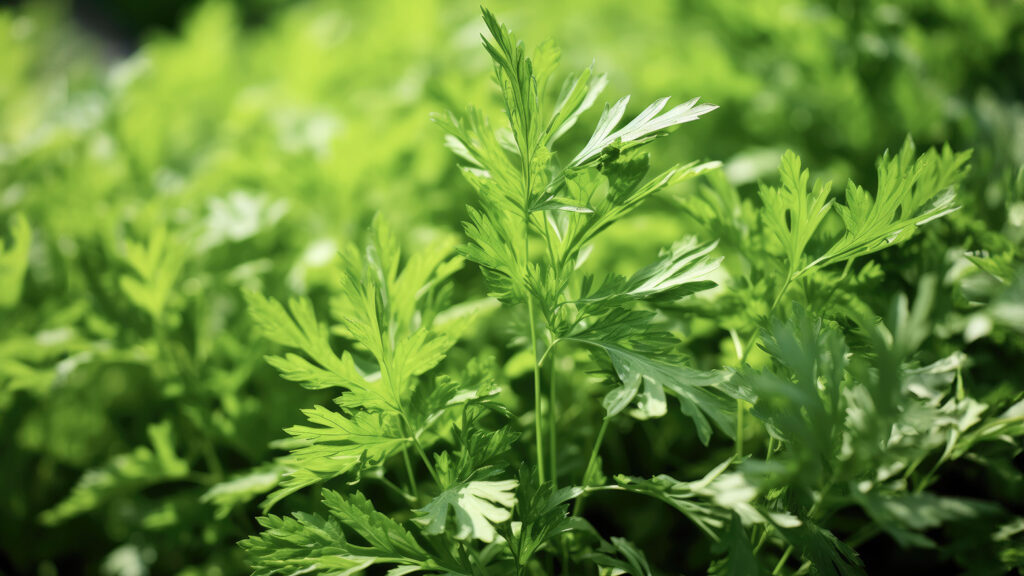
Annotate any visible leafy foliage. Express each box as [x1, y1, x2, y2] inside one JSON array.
[[1, 1, 1022, 574]]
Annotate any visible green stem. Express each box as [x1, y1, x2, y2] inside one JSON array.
[[735, 400, 745, 458], [772, 545, 794, 575], [838, 257, 856, 282], [402, 416, 441, 486], [524, 210, 546, 485], [549, 356, 558, 488], [572, 418, 610, 517], [527, 296, 546, 485], [412, 437, 441, 487], [402, 447, 419, 498]]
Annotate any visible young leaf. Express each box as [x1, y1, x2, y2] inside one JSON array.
[[323, 489, 429, 562], [586, 341, 736, 444], [415, 479, 518, 543], [571, 96, 718, 168], [758, 151, 833, 275], [807, 139, 971, 273], [241, 512, 373, 576]]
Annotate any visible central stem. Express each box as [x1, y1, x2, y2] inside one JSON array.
[[524, 225, 546, 484], [527, 295, 546, 484]]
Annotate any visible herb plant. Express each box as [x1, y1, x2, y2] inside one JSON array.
[[3, 2, 1022, 575], [237, 9, 1023, 575]]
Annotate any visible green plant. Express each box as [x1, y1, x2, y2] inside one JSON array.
[[239, 8, 1023, 575], [3, 1, 1022, 574]]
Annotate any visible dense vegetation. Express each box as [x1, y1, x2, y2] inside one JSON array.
[[1, 1, 1022, 574]]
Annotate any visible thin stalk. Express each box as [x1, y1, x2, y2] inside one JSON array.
[[735, 401, 745, 458], [402, 416, 441, 486], [401, 447, 419, 498], [527, 294, 546, 484], [549, 356, 558, 488], [411, 436, 441, 487], [572, 417, 610, 517], [523, 226, 549, 488], [772, 546, 794, 575]]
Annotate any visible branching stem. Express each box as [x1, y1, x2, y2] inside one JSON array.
[[402, 416, 441, 486]]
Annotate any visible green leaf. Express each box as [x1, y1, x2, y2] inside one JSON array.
[[0, 212, 31, 308], [415, 479, 518, 543], [589, 341, 736, 444], [546, 66, 607, 146], [265, 407, 408, 510], [202, 465, 284, 520], [324, 490, 429, 562], [774, 521, 865, 576], [615, 459, 793, 541], [758, 151, 833, 275], [737, 305, 848, 479], [571, 96, 717, 168], [40, 421, 189, 525], [119, 227, 186, 321], [808, 138, 970, 273], [713, 514, 760, 576], [851, 490, 1000, 549], [501, 466, 584, 567], [583, 537, 654, 576], [241, 512, 373, 576], [246, 291, 392, 412], [623, 237, 721, 301]]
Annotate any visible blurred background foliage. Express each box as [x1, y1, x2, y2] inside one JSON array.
[[0, 0, 1021, 574]]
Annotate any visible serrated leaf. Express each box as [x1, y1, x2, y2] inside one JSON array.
[[571, 96, 717, 168], [415, 479, 518, 543], [240, 511, 372, 576], [758, 150, 833, 275], [586, 341, 735, 443], [201, 465, 284, 520]]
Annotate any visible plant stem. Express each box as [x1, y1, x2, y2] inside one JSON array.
[[572, 417, 609, 517], [735, 400, 745, 458], [772, 545, 794, 575], [527, 295, 546, 485], [412, 436, 441, 487], [549, 355, 558, 488], [402, 416, 441, 486], [401, 447, 419, 498], [523, 209, 547, 486]]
